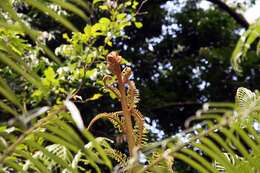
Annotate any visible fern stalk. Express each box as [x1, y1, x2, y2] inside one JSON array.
[[106, 52, 136, 157]]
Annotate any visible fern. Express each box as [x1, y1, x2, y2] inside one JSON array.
[[105, 148, 128, 166], [0, 108, 112, 172], [136, 87, 260, 173]]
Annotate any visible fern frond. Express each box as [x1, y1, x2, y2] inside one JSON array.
[[105, 148, 127, 165], [213, 153, 244, 173], [127, 81, 140, 108], [236, 87, 257, 108], [139, 98, 260, 173], [0, 108, 112, 172], [87, 112, 125, 132], [103, 75, 121, 100], [22, 143, 74, 172], [132, 109, 144, 146], [145, 151, 174, 173]]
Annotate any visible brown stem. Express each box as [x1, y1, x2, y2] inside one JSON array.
[[116, 70, 136, 157], [106, 52, 136, 158]]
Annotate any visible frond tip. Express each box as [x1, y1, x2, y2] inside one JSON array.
[[235, 87, 256, 108]]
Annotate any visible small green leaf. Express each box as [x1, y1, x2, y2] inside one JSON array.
[[85, 69, 97, 80], [44, 67, 56, 79], [93, 0, 104, 4], [0, 126, 7, 133], [134, 22, 143, 28], [99, 5, 108, 10], [132, 1, 139, 9], [116, 13, 126, 20], [99, 17, 110, 24], [86, 93, 103, 101], [107, 41, 112, 47]]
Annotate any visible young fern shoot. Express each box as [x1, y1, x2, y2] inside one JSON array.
[[87, 51, 144, 157]]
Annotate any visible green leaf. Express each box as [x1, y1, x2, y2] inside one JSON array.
[[174, 153, 209, 173], [36, 132, 79, 153], [93, 0, 105, 5], [86, 93, 103, 101], [0, 101, 19, 117], [134, 22, 143, 28], [4, 159, 27, 173], [0, 77, 22, 110], [24, 0, 78, 32], [83, 130, 112, 169], [116, 13, 127, 20], [49, 0, 88, 20], [99, 17, 111, 24], [15, 150, 52, 173], [85, 68, 97, 79], [0, 52, 46, 93], [99, 5, 109, 10], [71, 0, 91, 10], [24, 141, 78, 173]]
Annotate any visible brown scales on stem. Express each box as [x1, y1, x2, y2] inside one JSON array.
[[87, 51, 144, 157]]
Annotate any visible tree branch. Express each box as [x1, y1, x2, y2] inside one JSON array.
[[207, 0, 249, 28]]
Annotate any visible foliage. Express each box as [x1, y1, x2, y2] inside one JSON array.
[[1, 0, 260, 173], [0, 0, 142, 172], [231, 18, 260, 73], [134, 87, 260, 173]]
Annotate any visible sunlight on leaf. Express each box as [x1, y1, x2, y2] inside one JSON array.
[[64, 99, 84, 131]]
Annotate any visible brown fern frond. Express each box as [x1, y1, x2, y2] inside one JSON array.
[[104, 148, 127, 165], [131, 109, 144, 146], [122, 67, 132, 83], [127, 81, 140, 108], [87, 112, 124, 132], [103, 75, 121, 100], [141, 126, 149, 146], [106, 51, 122, 74], [88, 51, 145, 159], [109, 111, 126, 132], [147, 151, 174, 173]]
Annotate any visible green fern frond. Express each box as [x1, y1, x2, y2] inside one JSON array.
[[139, 99, 260, 173], [213, 152, 244, 173], [22, 143, 73, 172], [236, 87, 257, 109], [0, 109, 112, 172]]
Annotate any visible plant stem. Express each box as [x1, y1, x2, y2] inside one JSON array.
[[116, 70, 136, 157]]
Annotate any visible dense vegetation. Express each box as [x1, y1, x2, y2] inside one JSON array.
[[0, 0, 260, 172]]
